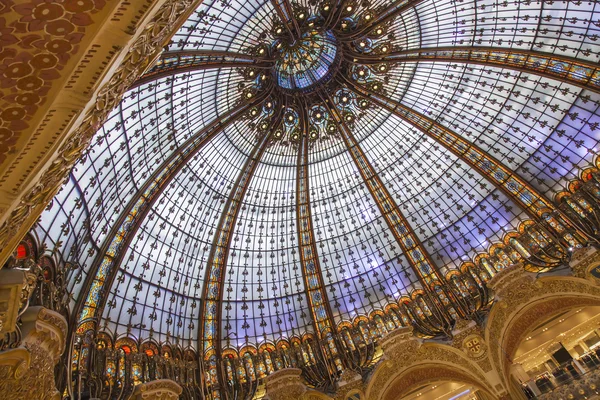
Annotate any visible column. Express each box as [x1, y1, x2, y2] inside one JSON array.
[[0, 306, 67, 399]]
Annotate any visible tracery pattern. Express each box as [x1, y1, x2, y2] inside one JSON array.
[[19, 0, 600, 398]]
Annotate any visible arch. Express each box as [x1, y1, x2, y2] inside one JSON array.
[[364, 338, 498, 400], [486, 273, 600, 395], [372, 361, 496, 400], [352, 315, 370, 326], [115, 336, 138, 354], [140, 340, 160, 357], [13, 233, 38, 261], [344, 389, 364, 400], [96, 331, 114, 349]]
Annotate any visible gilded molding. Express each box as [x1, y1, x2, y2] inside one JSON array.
[[0, 306, 67, 400], [0, 348, 30, 380], [20, 306, 68, 360], [381, 367, 489, 400], [487, 263, 536, 300], [0, 0, 202, 266], [302, 390, 335, 400], [570, 247, 600, 281], [131, 379, 183, 400], [333, 369, 364, 400], [264, 368, 308, 400], [0, 268, 31, 335], [366, 326, 497, 400], [485, 270, 600, 391]]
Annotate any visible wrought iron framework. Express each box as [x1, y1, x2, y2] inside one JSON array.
[[132, 50, 274, 90], [349, 47, 600, 95], [341, 76, 598, 245], [200, 97, 281, 399], [22, 0, 600, 398]]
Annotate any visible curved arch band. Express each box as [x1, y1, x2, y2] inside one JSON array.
[[74, 94, 269, 334], [131, 50, 274, 90], [349, 47, 600, 95]]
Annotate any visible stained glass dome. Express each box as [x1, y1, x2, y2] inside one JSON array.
[[274, 30, 339, 91], [28, 0, 600, 397]]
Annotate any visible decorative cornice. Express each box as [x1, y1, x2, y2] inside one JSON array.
[[570, 246, 600, 281], [20, 306, 68, 362], [451, 318, 477, 338], [131, 379, 183, 400], [0, 0, 202, 266], [487, 263, 535, 300], [264, 368, 308, 400], [0, 268, 31, 335], [0, 306, 67, 399]]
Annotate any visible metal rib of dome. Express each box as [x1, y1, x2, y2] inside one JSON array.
[[29, 0, 600, 397]]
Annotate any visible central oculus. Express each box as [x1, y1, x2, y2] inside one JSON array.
[[273, 30, 339, 92]]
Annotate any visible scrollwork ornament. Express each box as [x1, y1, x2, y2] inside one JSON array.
[[570, 247, 600, 282], [0, 0, 200, 261], [131, 379, 183, 400], [460, 334, 486, 359], [0, 308, 66, 400], [13, 356, 28, 380]]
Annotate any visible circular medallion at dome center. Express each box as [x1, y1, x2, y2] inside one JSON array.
[[274, 30, 339, 92]]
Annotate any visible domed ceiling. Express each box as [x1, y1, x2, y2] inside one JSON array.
[[32, 0, 599, 393]]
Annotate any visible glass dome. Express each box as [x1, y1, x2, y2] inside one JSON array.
[[29, 0, 600, 396], [274, 30, 339, 91]]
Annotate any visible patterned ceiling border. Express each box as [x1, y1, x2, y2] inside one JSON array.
[[0, 0, 107, 168], [0, 0, 202, 266]]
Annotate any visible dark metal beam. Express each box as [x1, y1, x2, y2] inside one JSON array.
[[295, 101, 337, 338], [348, 46, 600, 94], [322, 0, 340, 31], [342, 76, 594, 239], [337, 0, 426, 41], [280, 0, 302, 38], [319, 91, 444, 289], [74, 89, 271, 336], [131, 50, 273, 90], [199, 103, 282, 399], [293, 100, 342, 382]]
